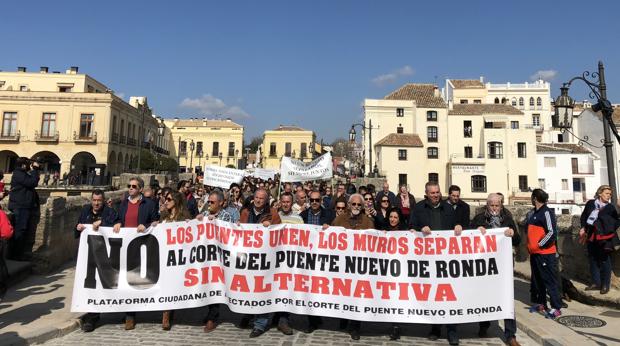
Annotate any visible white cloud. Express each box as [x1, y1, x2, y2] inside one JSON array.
[[530, 69, 558, 81], [372, 65, 414, 86], [179, 94, 250, 119]]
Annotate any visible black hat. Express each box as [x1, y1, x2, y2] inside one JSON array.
[[15, 157, 31, 167]]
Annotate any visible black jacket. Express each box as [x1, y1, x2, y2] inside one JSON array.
[[409, 199, 457, 231], [8, 167, 40, 210], [448, 199, 471, 229], [75, 204, 121, 238], [580, 199, 620, 238], [118, 196, 159, 227], [470, 209, 521, 247], [374, 209, 390, 230], [186, 194, 199, 218], [375, 191, 397, 207], [301, 207, 335, 226]]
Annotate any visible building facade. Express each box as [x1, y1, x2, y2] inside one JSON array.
[[536, 143, 601, 204], [164, 118, 244, 172], [0, 66, 168, 183], [261, 125, 315, 169]]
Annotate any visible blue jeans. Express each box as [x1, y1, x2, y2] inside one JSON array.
[[587, 241, 612, 288], [253, 313, 272, 331]]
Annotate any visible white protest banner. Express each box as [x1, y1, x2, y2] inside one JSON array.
[[280, 152, 332, 182], [247, 168, 278, 181], [203, 165, 245, 189], [72, 221, 514, 324]]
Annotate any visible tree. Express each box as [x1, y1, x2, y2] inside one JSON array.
[[330, 137, 354, 157], [247, 136, 262, 152]]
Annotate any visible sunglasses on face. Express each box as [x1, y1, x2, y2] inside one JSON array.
[[350, 203, 362, 207], [336, 206, 346, 210], [127, 184, 139, 189], [364, 197, 373, 201], [165, 197, 173, 202], [310, 198, 321, 202], [381, 199, 389, 203], [207, 200, 217, 204]]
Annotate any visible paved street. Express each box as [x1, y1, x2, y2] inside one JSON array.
[[43, 309, 538, 346]]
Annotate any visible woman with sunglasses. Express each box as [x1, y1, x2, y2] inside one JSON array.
[[382, 207, 407, 340], [374, 195, 392, 230], [159, 191, 191, 331]]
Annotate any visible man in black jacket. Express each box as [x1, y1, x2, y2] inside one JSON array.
[[446, 185, 470, 229], [75, 189, 120, 332], [8, 157, 41, 260], [178, 180, 199, 217], [409, 181, 463, 346]]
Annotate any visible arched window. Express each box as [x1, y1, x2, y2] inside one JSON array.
[[501, 97, 507, 104], [519, 97, 524, 106], [494, 97, 500, 104], [536, 97, 542, 107], [427, 147, 438, 159], [487, 141, 503, 159], [511, 97, 517, 106], [427, 126, 438, 142], [529, 97, 535, 106], [471, 175, 487, 192]]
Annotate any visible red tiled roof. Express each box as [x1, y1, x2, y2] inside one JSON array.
[[448, 104, 523, 115], [384, 84, 446, 108], [450, 79, 485, 89], [375, 133, 424, 147], [536, 143, 593, 154]]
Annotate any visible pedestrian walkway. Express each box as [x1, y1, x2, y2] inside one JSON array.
[[0, 260, 617, 345]]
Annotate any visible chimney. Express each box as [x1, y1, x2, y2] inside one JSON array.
[[17, 67, 26, 72], [433, 85, 440, 98], [448, 100, 454, 111], [70, 66, 79, 74], [40, 66, 49, 73]]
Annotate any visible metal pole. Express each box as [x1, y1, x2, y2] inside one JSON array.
[[598, 61, 618, 205], [368, 119, 373, 178], [177, 136, 181, 169], [136, 106, 144, 174]]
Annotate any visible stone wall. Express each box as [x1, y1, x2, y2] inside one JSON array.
[[503, 206, 619, 289]]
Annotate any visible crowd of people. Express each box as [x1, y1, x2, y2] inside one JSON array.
[[0, 156, 618, 346]]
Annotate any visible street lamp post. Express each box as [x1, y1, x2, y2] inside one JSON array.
[[157, 118, 165, 173], [245, 147, 251, 168], [553, 61, 618, 204], [136, 103, 147, 174], [349, 119, 379, 177], [189, 140, 195, 174], [177, 136, 182, 169], [235, 149, 239, 168], [218, 152, 223, 166]]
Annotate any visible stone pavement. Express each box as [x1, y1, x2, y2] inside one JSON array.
[[0, 260, 618, 346]]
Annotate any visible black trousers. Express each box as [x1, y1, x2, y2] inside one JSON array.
[[0, 239, 8, 293]]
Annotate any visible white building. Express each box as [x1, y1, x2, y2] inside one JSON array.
[[536, 143, 601, 205]]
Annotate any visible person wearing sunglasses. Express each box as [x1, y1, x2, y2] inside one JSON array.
[[178, 180, 199, 218], [331, 193, 374, 340], [374, 195, 393, 230], [75, 189, 121, 333], [112, 176, 160, 330], [382, 207, 407, 340], [363, 192, 377, 218], [158, 190, 191, 331], [334, 197, 347, 217], [300, 190, 335, 333], [193, 190, 232, 333]]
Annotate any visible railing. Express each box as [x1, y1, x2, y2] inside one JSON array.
[[35, 130, 59, 142], [0, 130, 20, 142], [127, 138, 137, 146], [572, 163, 594, 174], [111, 133, 119, 143], [120, 135, 126, 144], [73, 131, 97, 143], [550, 191, 587, 203], [523, 124, 544, 131], [487, 81, 549, 89]]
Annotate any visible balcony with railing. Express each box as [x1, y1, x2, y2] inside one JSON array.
[[0, 130, 20, 142], [73, 131, 97, 143], [111, 133, 119, 143], [35, 130, 59, 142], [120, 135, 126, 144], [127, 137, 137, 146], [523, 124, 544, 131], [449, 153, 485, 164], [572, 163, 595, 175]]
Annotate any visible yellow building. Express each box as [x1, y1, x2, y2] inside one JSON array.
[[165, 118, 244, 172], [261, 125, 315, 169], [0, 66, 169, 182]]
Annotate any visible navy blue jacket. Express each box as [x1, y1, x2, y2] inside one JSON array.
[[75, 204, 121, 238], [8, 167, 40, 210], [118, 195, 159, 227], [409, 199, 457, 231], [300, 207, 335, 226], [187, 195, 199, 218]]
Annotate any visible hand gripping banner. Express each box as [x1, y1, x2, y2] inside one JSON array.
[[71, 220, 515, 324]]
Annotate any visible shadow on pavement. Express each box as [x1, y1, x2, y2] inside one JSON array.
[[0, 296, 65, 328], [0, 331, 28, 346]]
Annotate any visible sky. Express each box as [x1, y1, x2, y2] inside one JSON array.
[[3, 0, 620, 143]]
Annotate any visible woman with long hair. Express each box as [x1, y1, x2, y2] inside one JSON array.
[[395, 185, 415, 221], [159, 190, 190, 330], [374, 194, 392, 230], [382, 207, 406, 340], [579, 185, 619, 295]]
